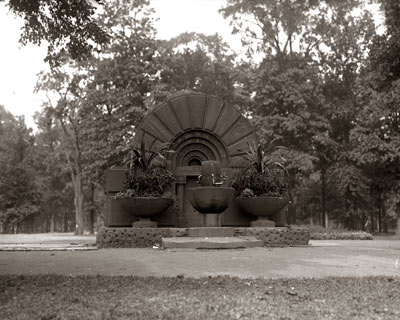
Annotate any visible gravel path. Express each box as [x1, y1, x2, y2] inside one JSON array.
[[0, 235, 399, 278]]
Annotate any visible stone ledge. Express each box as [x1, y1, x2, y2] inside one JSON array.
[[97, 227, 188, 248], [162, 236, 263, 249], [188, 227, 234, 237], [97, 227, 310, 248]]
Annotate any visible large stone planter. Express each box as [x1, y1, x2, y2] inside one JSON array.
[[119, 197, 173, 228], [237, 197, 289, 227]]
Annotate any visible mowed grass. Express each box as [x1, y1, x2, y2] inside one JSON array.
[[1, 275, 399, 319]]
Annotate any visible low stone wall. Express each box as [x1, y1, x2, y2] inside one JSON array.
[[97, 227, 309, 248], [97, 227, 188, 248], [234, 227, 310, 246]]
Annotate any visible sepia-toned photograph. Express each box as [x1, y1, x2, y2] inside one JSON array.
[[0, 0, 399, 319]]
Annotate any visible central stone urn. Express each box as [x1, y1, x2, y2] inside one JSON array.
[[188, 161, 234, 227]]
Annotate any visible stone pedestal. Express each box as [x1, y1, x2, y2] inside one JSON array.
[[132, 218, 157, 228], [203, 214, 221, 227], [250, 217, 275, 227]]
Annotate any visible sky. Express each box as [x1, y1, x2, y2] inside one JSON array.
[[0, 0, 240, 130]]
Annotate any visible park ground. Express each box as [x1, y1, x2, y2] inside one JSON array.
[[0, 233, 399, 319], [0, 233, 399, 278]]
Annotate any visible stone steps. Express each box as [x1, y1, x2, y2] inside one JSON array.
[[161, 236, 263, 249]]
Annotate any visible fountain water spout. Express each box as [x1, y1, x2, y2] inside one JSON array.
[[211, 173, 227, 187]]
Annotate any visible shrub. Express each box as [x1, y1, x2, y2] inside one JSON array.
[[116, 167, 175, 199], [232, 166, 289, 197], [310, 231, 373, 240], [299, 225, 374, 240], [115, 141, 175, 199], [231, 143, 290, 198]]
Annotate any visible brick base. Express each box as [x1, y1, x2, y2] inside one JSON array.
[[96, 226, 310, 248]]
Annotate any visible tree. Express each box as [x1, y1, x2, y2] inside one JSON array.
[[36, 64, 88, 234], [33, 110, 75, 232], [152, 32, 243, 107], [35, 0, 161, 234], [314, 2, 375, 228], [0, 106, 40, 233], [221, 0, 377, 228], [357, 0, 400, 234], [1, 0, 109, 65], [81, 0, 160, 175], [220, 0, 364, 62]]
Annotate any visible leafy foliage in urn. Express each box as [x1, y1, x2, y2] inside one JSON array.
[[115, 142, 175, 199], [232, 143, 290, 198]]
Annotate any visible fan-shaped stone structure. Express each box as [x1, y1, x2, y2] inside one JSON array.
[[105, 92, 258, 227], [136, 92, 257, 168]]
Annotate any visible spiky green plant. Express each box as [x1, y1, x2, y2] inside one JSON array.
[[116, 141, 175, 199], [232, 143, 291, 198]]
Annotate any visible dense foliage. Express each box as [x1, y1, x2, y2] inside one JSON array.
[[2, 0, 109, 65], [117, 167, 175, 199], [232, 144, 290, 198], [232, 166, 289, 198], [2, 0, 400, 233], [116, 142, 175, 199]]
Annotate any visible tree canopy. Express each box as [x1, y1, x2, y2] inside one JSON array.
[[2, 0, 109, 65]]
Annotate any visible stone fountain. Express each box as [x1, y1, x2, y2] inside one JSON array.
[[98, 92, 310, 249], [187, 160, 234, 228]]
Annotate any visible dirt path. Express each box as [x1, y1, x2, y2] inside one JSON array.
[[0, 237, 399, 278]]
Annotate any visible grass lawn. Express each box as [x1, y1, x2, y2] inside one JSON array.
[[1, 275, 399, 319]]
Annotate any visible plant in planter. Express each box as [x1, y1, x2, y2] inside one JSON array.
[[115, 141, 175, 228], [232, 143, 291, 227]]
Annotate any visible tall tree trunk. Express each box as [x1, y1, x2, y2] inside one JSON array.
[[45, 212, 50, 232], [88, 182, 96, 234], [3, 223, 9, 234], [370, 186, 375, 233], [361, 208, 365, 231], [321, 168, 328, 228], [58, 116, 85, 235], [396, 204, 400, 235], [381, 191, 388, 233], [345, 191, 350, 229], [74, 174, 85, 235], [63, 211, 69, 232], [287, 172, 296, 225], [50, 210, 55, 233], [378, 190, 382, 233]]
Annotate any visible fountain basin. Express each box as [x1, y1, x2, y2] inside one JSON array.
[[188, 187, 234, 214]]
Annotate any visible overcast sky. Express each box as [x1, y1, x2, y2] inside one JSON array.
[[0, 0, 240, 130]]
